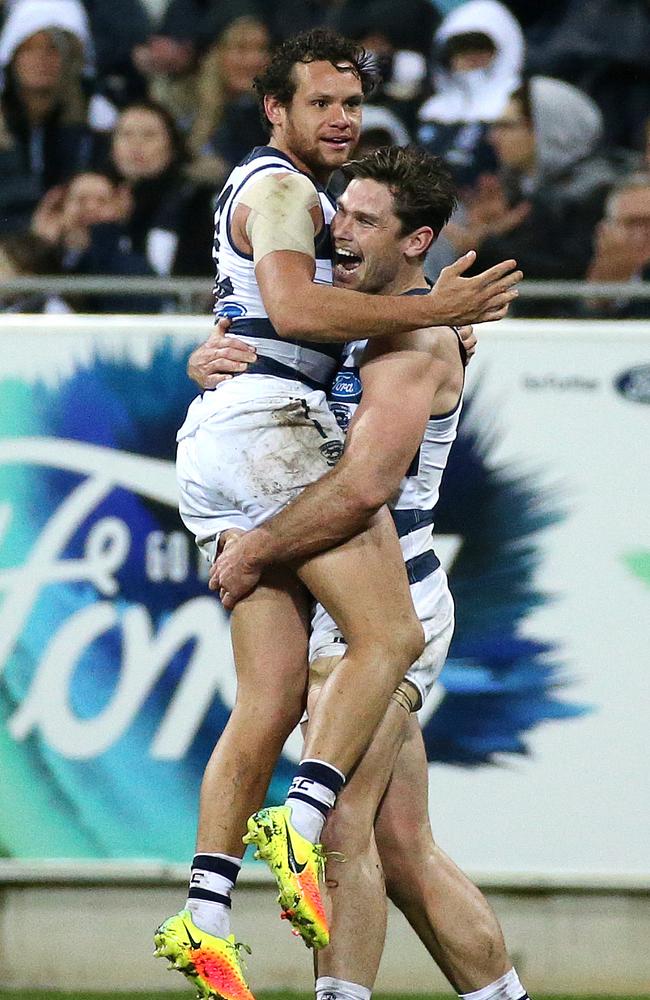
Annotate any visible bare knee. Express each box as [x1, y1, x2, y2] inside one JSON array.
[[351, 618, 425, 685], [394, 618, 426, 670]]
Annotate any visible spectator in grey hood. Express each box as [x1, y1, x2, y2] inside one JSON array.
[[443, 75, 620, 313], [526, 0, 650, 152], [417, 0, 524, 187]]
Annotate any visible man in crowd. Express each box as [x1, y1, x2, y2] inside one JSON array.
[[583, 172, 650, 317]]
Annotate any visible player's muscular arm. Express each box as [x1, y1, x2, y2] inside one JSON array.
[[258, 247, 521, 338], [211, 331, 453, 606], [236, 173, 522, 338]]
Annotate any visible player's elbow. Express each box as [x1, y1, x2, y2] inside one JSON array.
[[352, 472, 398, 515], [266, 300, 317, 340], [269, 310, 302, 339]]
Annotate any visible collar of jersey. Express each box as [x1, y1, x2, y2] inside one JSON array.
[[247, 145, 331, 196]]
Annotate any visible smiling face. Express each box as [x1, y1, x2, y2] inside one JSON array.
[[332, 177, 428, 294], [265, 60, 363, 182]]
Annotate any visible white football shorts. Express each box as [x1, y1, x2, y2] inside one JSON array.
[[309, 563, 455, 708], [176, 374, 345, 563]]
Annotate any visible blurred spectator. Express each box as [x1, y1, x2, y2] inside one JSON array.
[[155, 0, 260, 54], [582, 173, 650, 318], [0, 0, 116, 232], [104, 99, 214, 276], [179, 15, 270, 180], [132, 0, 260, 99], [32, 168, 131, 261], [0, 230, 69, 312], [355, 105, 411, 158], [526, 0, 650, 151], [312, 0, 438, 135], [338, 0, 438, 60], [31, 168, 163, 311], [329, 105, 412, 198], [417, 0, 524, 187], [442, 76, 619, 311], [81, 0, 152, 106]]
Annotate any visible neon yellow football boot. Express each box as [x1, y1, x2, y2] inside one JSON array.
[[154, 909, 255, 1000], [243, 805, 329, 949]]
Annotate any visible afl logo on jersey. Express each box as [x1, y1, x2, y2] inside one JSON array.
[[329, 368, 362, 402], [615, 364, 650, 404]]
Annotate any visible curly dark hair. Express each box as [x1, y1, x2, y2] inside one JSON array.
[[253, 29, 378, 132], [341, 145, 458, 240]]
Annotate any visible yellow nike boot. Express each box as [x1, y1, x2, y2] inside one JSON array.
[[154, 909, 255, 1000], [243, 805, 329, 949]]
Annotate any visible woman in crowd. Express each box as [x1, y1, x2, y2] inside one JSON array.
[[105, 98, 214, 277], [31, 168, 165, 312], [0, 0, 116, 231], [186, 15, 270, 179]]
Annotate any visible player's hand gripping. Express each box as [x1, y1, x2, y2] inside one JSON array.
[[209, 529, 262, 609], [431, 251, 522, 326], [187, 317, 257, 389], [457, 324, 477, 362]]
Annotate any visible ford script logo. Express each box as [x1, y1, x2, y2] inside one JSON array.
[[330, 368, 362, 401], [615, 364, 650, 404]]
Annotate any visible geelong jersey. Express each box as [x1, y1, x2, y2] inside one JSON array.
[[328, 291, 466, 576], [212, 145, 342, 390]]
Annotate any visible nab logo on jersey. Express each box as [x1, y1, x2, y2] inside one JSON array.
[[216, 302, 247, 319], [329, 368, 362, 402]]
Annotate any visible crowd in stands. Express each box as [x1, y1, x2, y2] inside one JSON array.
[[0, 0, 648, 317]]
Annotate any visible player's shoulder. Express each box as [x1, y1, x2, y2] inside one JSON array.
[[244, 168, 319, 202], [384, 324, 459, 358], [422, 324, 462, 357]]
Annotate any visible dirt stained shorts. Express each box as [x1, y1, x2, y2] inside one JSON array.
[[177, 373, 454, 709], [176, 374, 345, 563]]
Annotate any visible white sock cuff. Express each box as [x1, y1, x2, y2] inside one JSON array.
[[460, 968, 526, 1000], [316, 976, 372, 1000]]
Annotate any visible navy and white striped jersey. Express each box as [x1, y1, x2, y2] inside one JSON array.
[[212, 145, 342, 390], [328, 299, 465, 569]]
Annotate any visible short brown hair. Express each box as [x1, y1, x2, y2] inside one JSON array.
[[341, 145, 457, 239], [254, 29, 378, 131]]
